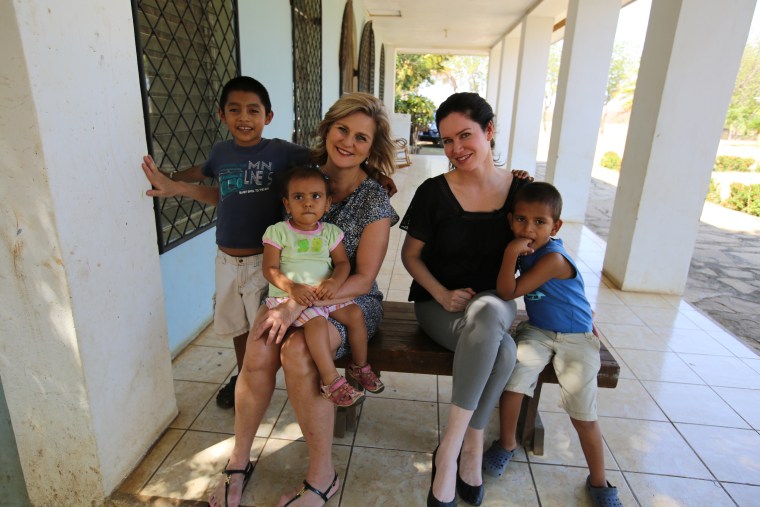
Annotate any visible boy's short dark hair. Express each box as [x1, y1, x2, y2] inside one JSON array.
[[219, 76, 272, 114], [280, 165, 329, 198], [514, 182, 563, 221]]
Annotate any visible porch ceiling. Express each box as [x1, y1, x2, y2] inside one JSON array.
[[361, 0, 570, 53]]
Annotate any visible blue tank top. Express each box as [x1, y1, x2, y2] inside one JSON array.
[[519, 238, 593, 333]]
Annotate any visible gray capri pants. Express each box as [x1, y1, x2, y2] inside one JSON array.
[[414, 291, 517, 429]]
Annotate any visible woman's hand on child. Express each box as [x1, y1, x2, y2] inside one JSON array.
[[511, 169, 534, 181], [435, 287, 476, 313], [142, 155, 180, 197], [251, 299, 304, 346]]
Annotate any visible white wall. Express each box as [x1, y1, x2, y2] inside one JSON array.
[[238, 2, 295, 141], [323, 0, 346, 115], [0, 1, 176, 503]]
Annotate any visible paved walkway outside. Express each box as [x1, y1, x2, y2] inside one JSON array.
[[579, 164, 760, 355]]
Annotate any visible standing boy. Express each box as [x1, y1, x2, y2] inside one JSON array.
[[492, 182, 622, 507], [142, 76, 311, 408]]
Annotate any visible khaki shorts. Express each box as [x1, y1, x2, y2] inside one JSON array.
[[505, 322, 601, 421], [213, 250, 268, 339]]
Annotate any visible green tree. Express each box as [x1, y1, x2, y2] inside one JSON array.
[[434, 55, 489, 95], [725, 38, 760, 138], [543, 41, 563, 131], [395, 54, 449, 96], [395, 93, 436, 145], [601, 42, 640, 129]]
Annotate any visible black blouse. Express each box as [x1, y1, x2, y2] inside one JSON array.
[[400, 174, 528, 302]]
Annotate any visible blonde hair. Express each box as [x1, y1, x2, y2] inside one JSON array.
[[312, 92, 396, 177]]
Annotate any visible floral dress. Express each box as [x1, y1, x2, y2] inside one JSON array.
[[322, 177, 398, 358]]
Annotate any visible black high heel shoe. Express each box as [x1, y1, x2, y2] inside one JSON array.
[[456, 453, 484, 506], [428, 446, 457, 507]]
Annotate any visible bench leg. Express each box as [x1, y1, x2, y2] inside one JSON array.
[[334, 407, 347, 438], [516, 381, 544, 455]]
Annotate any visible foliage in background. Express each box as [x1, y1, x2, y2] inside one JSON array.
[[724, 183, 760, 217], [600, 151, 622, 170], [543, 42, 563, 131], [713, 155, 757, 172], [725, 38, 760, 138], [395, 54, 449, 96], [706, 179, 722, 204], [395, 53, 451, 143], [433, 55, 489, 95]]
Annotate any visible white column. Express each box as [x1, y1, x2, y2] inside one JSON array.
[[0, 2, 177, 504], [383, 45, 398, 113], [494, 36, 520, 165], [508, 16, 554, 173], [604, 0, 757, 293], [544, 0, 620, 222], [486, 40, 502, 107]]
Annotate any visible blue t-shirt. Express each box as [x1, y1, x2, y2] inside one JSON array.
[[202, 138, 311, 249], [519, 238, 593, 333]]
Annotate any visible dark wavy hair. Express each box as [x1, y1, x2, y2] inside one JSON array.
[[280, 165, 329, 198], [219, 76, 272, 114], [513, 182, 563, 221]]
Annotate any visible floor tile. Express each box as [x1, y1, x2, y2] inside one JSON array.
[[642, 381, 749, 428], [437, 375, 452, 404], [584, 286, 625, 306], [191, 388, 288, 438], [615, 349, 705, 384], [480, 461, 539, 506], [354, 397, 438, 452], [527, 412, 617, 470], [270, 400, 355, 446], [371, 371, 437, 402], [596, 322, 669, 351], [531, 465, 634, 507], [246, 439, 350, 507], [649, 327, 734, 356], [119, 428, 184, 494], [677, 353, 760, 389], [601, 418, 712, 479], [341, 448, 429, 506], [592, 303, 645, 325], [597, 378, 667, 421], [172, 345, 236, 383], [713, 386, 760, 430], [743, 357, 760, 375], [191, 323, 229, 348], [709, 330, 760, 359], [169, 380, 217, 429], [140, 430, 265, 501], [722, 482, 760, 507], [614, 291, 672, 308], [623, 472, 735, 507], [676, 423, 760, 485], [631, 307, 703, 330]]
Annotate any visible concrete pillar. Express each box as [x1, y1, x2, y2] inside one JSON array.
[[486, 40, 502, 108], [494, 36, 521, 165], [383, 45, 398, 113], [0, 2, 177, 504], [508, 16, 554, 173], [604, 0, 757, 293], [544, 0, 620, 222]]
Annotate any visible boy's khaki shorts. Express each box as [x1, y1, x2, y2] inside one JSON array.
[[213, 250, 268, 339], [505, 321, 601, 421]]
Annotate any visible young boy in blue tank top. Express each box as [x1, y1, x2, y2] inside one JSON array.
[[493, 182, 622, 507]]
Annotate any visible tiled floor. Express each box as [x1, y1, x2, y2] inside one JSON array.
[[116, 155, 760, 506]]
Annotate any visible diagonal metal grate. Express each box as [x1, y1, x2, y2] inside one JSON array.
[[134, 0, 240, 252], [358, 21, 375, 94], [291, 0, 322, 147]]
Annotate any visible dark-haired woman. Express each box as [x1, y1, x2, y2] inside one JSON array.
[[400, 92, 530, 507]]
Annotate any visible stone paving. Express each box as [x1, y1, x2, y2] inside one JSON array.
[[582, 166, 760, 355]]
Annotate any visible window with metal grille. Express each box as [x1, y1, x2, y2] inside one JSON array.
[[133, 0, 240, 253], [358, 22, 375, 93], [291, 0, 322, 146], [379, 44, 385, 101]]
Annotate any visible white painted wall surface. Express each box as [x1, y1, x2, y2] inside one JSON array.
[[239, 2, 295, 141], [486, 41, 502, 108], [0, 1, 176, 503], [323, 0, 347, 116]]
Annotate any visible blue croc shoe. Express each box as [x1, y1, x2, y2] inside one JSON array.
[[586, 475, 623, 507], [482, 440, 515, 478]]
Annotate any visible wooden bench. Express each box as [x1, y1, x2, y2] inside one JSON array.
[[334, 301, 620, 455]]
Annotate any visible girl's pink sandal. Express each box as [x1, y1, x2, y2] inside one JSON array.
[[321, 376, 365, 407]]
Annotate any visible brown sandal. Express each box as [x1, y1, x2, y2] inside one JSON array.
[[320, 376, 365, 407], [347, 363, 385, 393]]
